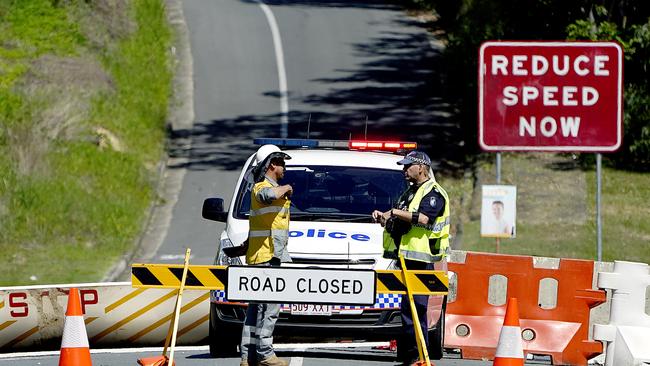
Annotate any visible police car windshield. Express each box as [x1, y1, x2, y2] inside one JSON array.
[[235, 166, 407, 221]]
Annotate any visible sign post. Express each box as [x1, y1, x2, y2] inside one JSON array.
[[478, 41, 623, 260]]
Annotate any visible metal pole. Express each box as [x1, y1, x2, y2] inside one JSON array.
[[496, 152, 501, 253], [596, 153, 602, 262], [496, 152, 501, 184]]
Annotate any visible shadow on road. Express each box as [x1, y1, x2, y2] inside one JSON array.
[[173, 1, 463, 175], [242, 0, 402, 10]]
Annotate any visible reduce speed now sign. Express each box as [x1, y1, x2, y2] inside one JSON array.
[[479, 41, 623, 152]]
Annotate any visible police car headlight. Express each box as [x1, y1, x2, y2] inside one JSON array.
[[216, 238, 242, 266]]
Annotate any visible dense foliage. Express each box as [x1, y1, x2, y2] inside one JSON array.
[[409, 0, 650, 170], [0, 0, 172, 285]]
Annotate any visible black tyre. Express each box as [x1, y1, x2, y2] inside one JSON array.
[[209, 303, 240, 357], [427, 297, 447, 360]]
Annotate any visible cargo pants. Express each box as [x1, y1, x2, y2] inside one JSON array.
[[240, 260, 281, 362]]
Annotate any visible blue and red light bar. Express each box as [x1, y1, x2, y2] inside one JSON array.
[[253, 138, 417, 152]]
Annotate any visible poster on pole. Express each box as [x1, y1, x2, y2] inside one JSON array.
[[481, 185, 517, 238]]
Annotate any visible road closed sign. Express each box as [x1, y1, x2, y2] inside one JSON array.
[[479, 41, 623, 151], [226, 266, 376, 305]]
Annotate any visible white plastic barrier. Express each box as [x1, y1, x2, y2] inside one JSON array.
[[0, 282, 208, 351], [593, 261, 650, 366]]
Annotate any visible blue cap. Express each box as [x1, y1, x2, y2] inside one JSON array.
[[397, 150, 431, 166]]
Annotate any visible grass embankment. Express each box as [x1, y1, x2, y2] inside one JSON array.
[[442, 153, 650, 264], [0, 0, 172, 285]]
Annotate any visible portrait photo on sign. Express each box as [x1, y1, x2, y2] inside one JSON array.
[[480, 185, 516, 238]]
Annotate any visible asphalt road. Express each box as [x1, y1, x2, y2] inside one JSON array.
[[114, 2, 480, 366], [0, 346, 499, 366], [147, 0, 461, 267]]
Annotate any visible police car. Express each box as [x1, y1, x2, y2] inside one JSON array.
[[202, 138, 447, 359]]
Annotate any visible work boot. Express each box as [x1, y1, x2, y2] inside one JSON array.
[[258, 355, 289, 366], [240, 359, 253, 366]]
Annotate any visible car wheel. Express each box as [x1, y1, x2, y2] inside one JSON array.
[[209, 303, 240, 357], [427, 297, 447, 360]]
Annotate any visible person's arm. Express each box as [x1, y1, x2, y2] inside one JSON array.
[[389, 208, 430, 225], [257, 184, 293, 204], [392, 190, 445, 225]]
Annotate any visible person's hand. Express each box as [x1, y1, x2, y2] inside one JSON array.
[[372, 210, 390, 226], [283, 184, 293, 198], [372, 210, 383, 223]]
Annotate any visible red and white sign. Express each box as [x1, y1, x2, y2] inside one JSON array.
[[479, 41, 623, 151]]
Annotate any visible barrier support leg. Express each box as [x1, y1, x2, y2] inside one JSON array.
[[399, 255, 432, 366]]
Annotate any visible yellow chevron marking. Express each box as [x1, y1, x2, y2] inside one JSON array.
[[127, 292, 209, 342], [150, 266, 181, 287], [131, 264, 227, 290], [191, 267, 225, 288], [132, 264, 448, 295], [376, 270, 448, 295], [178, 313, 209, 339], [0, 321, 16, 332], [105, 288, 146, 313], [2, 326, 39, 349], [131, 273, 143, 287], [85, 317, 98, 325], [90, 290, 177, 343], [0, 301, 4, 310]]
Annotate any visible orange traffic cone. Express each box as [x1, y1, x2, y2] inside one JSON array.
[[493, 297, 524, 366], [59, 287, 92, 366]]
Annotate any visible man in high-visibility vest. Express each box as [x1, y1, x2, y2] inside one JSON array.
[[240, 144, 293, 366], [372, 150, 450, 365]]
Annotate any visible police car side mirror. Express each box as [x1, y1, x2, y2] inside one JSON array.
[[202, 198, 228, 222]]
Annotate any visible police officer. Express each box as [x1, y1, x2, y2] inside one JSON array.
[[240, 145, 292, 366], [371, 150, 450, 365]]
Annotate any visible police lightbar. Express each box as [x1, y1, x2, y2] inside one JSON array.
[[349, 140, 417, 151], [254, 138, 417, 152]]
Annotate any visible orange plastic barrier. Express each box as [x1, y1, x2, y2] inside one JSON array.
[[445, 252, 605, 365]]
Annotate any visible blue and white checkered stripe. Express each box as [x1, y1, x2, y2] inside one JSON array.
[[210, 290, 402, 310]]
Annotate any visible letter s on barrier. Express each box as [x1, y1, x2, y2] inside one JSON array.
[[9, 292, 28, 318]]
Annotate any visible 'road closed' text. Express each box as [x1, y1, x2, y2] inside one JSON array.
[[227, 266, 375, 305]]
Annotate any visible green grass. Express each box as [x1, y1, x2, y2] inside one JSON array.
[[0, 0, 172, 285], [446, 154, 650, 265]]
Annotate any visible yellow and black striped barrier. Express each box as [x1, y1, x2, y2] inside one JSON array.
[[131, 264, 448, 296]]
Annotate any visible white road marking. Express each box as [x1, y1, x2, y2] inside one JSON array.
[[289, 348, 305, 366], [255, 0, 289, 138], [0, 342, 390, 359], [158, 254, 194, 260]]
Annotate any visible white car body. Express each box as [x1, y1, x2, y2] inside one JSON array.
[[204, 144, 446, 358]]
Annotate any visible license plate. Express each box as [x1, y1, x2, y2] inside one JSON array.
[[290, 304, 332, 316]]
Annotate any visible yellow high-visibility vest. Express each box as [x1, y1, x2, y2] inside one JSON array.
[[383, 179, 450, 262], [247, 178, 290, 264]]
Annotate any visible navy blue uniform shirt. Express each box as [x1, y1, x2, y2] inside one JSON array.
[[396, 180, 445, 222]]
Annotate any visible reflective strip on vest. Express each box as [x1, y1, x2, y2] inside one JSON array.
[[250, 206, 289, 216], [249, 229, 287, 238], [399, 249, 443, 262], [433, 217, 450, 232]]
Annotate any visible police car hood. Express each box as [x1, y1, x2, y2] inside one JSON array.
[[287, 221, 383, 255]]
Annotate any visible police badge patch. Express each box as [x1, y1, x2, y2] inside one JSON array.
[[429, 197, 436, 207]]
